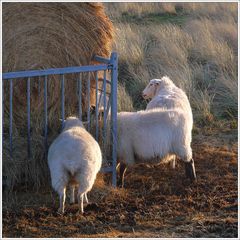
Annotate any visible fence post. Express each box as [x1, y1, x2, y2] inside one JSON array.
[[61, 75, 65, 129], [78, 73, 82, 120], [95, 71, 99, 141], [87, 72, 91, 131], [27, 77, 31, 158], [2, 80, 4, 149], [110, 52, 118, 187], [44, 76, 48, 157], [9, 80, 13, 158]]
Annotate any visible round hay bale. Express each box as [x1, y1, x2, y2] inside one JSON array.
[[3, 2, 113, 71], [2, 2, 114, 189]]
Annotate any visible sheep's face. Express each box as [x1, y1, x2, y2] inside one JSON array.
[[142, 79, 161, 99]]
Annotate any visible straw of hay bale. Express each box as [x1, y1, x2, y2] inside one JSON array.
[[2, 2, 114, 189]]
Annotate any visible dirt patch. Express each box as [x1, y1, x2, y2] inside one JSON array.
[[2, 143, 238, 238]]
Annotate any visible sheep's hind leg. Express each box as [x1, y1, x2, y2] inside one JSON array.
[[117, 162, 127, 188], [177, 146, 196, 181], [70, 185, 75, 204], [76, 173, 92, 213], [58, 187, 66, 214], [185, 159, 196, 182], [77, 193, 84, 214], [84, 193, 89, 204], [170, 155, 176, 169]]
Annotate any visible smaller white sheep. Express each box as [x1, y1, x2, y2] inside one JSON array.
[[48, 117, 102, 214]]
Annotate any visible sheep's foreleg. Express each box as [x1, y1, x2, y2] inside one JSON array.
[[185, 159, 196, 181]]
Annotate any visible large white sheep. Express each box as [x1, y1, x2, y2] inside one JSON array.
[[141, 76, 193, 169], [48, 117, 102, 214], [117, 108, 196, 187]]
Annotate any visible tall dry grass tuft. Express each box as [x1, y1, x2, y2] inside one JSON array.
[[118, 84, 134, 112], [105, 2, 237, 23], [214, 71, 238, 119], [113, 23, 194, 110], [177, 2, 237, 21], [105, 2, 177, 20], [185, 19, 237, 72]]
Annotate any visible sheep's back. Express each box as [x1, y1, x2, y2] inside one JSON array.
[[48, 127, 102, 175], [117, 109, 189, 160], [147, 86, 193, 123]]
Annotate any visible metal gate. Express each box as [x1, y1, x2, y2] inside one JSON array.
[[2, 52, 118, 187]]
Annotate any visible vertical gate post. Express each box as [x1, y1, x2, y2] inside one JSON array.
[[2, 80, 4, 148], [61, 75, 65, 129], [44, 76, 48, 157], [9, 80, 13, 158], [110, 52, 118, 187], [78, 73, 82, 120], [87, 72, 91, 131], [27, 77, 31, 158], [95, 71, 99, 141]]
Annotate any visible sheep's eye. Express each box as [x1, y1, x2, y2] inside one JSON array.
[[150, 84, 153, 86]]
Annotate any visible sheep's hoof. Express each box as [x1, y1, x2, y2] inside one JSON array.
[[117, 181, 122, 188], [57, 209, 65, 215], [76, 210, 84, 215], [185, 159, 196, 182], [85, 203, 99, 211], [117, 179, 124, 188]]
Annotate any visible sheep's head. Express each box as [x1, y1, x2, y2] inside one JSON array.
[[142, 76, 175, 99], [62, 116, 84, 131], [142, 79, 162, 99]]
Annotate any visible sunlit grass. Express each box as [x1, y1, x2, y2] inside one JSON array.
[[106, 2, 237, 125]]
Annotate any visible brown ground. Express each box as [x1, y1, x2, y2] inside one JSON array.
[[2, 132, 238, 238]]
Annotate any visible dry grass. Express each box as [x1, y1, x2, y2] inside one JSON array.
[[105, 2, 177, 19], [108, 3, 237, 122], [105, 2, 237, 22]]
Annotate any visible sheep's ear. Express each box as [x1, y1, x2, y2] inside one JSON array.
[[82, 121, 88, 128], [59, 118, 65, 123]]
